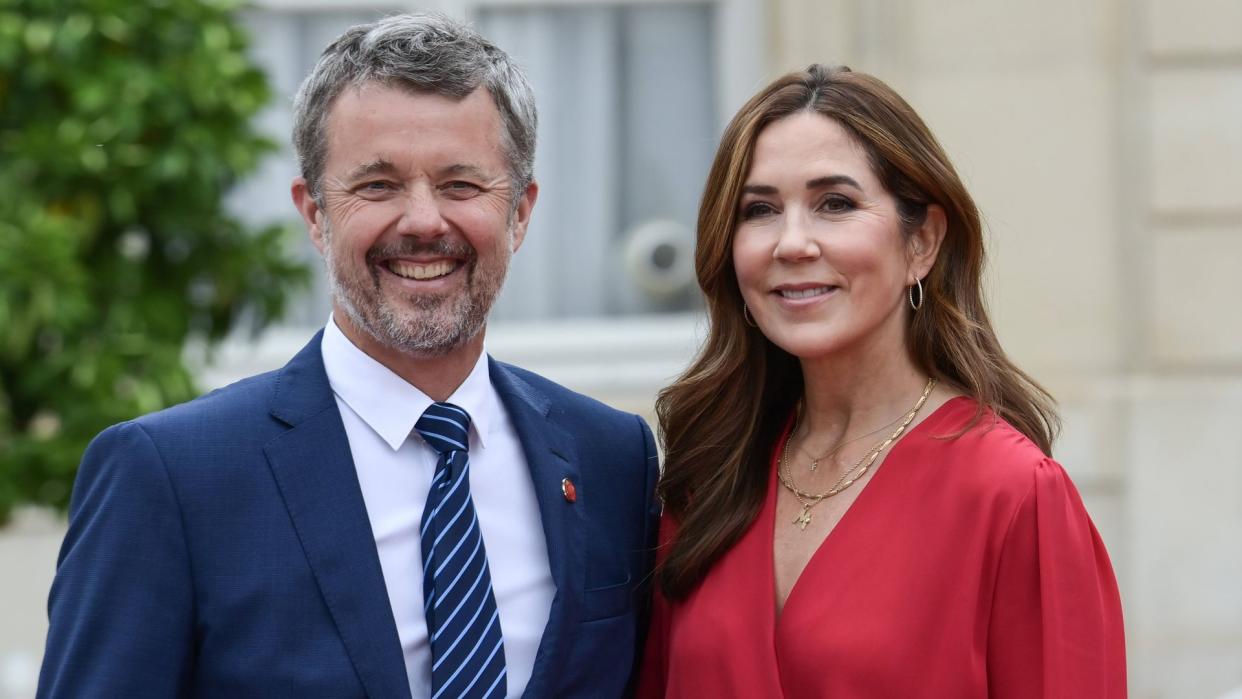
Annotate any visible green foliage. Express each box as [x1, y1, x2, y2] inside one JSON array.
[[0, 0, 308, 520]]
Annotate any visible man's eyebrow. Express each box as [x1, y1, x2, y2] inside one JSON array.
[[344, 159, 398, 181], [441, 163, 491, 179]]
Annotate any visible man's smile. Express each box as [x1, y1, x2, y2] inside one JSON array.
[[386, 258, 460, 281]]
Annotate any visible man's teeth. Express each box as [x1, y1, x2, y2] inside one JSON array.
[[780, 286, 832, 299], [388, 260, 456, 280]]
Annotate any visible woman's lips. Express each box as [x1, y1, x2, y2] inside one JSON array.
[[777, 285, 836, 300]]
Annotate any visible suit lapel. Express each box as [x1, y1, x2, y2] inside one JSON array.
[[263, 333, 412, 699], [489, 359, 586, 699]]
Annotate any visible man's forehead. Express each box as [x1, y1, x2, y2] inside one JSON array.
[[321, 82, 507, 175], [326, 80, 498, 126]]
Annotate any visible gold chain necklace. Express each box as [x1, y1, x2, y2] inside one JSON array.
[[779, 378, 936, 530], [796, 412, 906, 472]]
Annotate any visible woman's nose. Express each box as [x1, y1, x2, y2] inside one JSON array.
[[772, 210, 820, 261]]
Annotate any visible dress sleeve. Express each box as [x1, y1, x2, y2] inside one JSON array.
[[986, 458, 1126, 698], [635, 515, 676, 699]]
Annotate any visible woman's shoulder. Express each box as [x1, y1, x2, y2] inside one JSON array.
[[918, 396, 1067, 499]]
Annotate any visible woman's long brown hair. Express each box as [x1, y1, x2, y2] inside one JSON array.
[[655, 65, 1060, 600]]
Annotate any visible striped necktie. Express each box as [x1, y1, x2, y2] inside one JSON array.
[[416, 402, 507, 699]]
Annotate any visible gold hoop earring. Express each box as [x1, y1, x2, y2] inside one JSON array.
[[908, 278, 924, 311], [743, 303, 758, 327]]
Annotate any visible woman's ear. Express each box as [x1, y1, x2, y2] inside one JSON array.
[[908, 204, 947, 281]]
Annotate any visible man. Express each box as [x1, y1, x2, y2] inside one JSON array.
[[38, 14, 660, 698]]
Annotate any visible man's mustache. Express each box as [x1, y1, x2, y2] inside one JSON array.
[[365, 238, 477, 264]]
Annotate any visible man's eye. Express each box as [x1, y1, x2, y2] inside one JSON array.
[[821, 195, 855, 213], [442, 181, 482, 196], [741, 202, 777, 220], [360, 181, 394, 193]]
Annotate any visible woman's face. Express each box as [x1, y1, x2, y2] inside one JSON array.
[[732, 111, 930, 361]]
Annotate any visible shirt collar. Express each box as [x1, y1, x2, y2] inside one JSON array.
[[321, 315, 496, 452]]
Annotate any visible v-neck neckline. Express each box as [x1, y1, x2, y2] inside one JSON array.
[[769, 396, 969, 624]]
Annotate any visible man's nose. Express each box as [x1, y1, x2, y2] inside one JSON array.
[[395, 183, 448, 237]]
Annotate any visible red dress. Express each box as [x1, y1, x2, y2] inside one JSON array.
[[638, 397, 1126, 698]]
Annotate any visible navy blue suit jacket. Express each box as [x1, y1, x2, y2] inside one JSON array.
[[38, 332, 661, 698]]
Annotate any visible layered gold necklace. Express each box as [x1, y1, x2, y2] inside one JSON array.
[[799, 413, 904, 472], [779, 377, 936, 530]]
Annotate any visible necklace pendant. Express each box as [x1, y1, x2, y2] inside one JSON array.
[[809, 459, 819, 472], [794, 506, 813, 530]]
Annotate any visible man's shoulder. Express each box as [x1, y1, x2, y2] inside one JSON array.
[[76, 367, 294, 491], [491, 359, 641, 427], [492, 360, 658, 493], [129, 368, 284, 440]]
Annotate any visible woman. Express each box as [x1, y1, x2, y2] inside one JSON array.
[[638, 65, 1125, 697]]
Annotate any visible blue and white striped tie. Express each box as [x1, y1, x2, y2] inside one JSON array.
[[416, 402, 507, 699]]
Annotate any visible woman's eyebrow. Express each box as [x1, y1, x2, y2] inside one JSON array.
[[806, 174, 863, 191], [741, 175, 864, 196], [740, 183, 778, 195]]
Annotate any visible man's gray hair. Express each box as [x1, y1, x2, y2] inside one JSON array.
[[292, 13, 537, 203]]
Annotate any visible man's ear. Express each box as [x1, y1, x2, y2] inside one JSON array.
[[291, 177, 326, 254], [508, 180, 539, 253], [908, 203, 947, 282]]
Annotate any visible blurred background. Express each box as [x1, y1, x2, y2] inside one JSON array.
[[1, 0, 1240, 697]]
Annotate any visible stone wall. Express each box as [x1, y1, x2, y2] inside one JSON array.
[[770, 0, 1242, 696]]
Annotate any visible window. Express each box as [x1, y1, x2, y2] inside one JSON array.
[[231, 0, 763, 325]]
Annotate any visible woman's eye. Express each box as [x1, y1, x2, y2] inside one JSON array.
[[821, 195, 854, 213], [741, 202, 777, 220]]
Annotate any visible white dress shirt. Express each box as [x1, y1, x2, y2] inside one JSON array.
[[321, 317, 555, 699]]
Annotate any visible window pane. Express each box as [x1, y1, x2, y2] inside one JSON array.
[[481, 3, 717, 319]]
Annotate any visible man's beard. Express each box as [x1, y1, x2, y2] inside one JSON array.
[[322, 220, 513, 358]]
